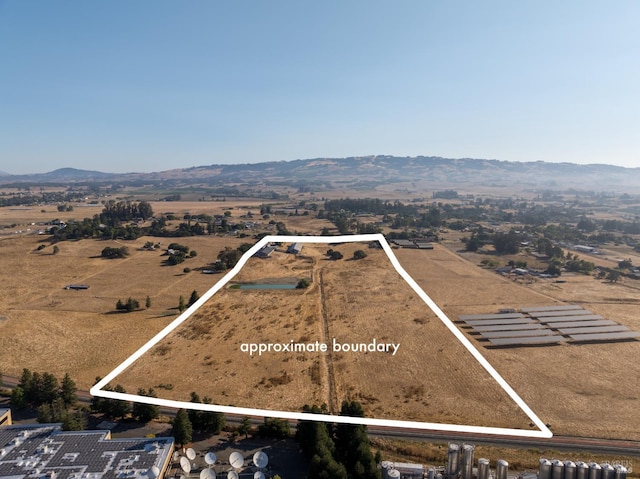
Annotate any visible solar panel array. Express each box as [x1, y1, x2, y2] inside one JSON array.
[[458, 304, 639, 348], [0, 425, 174, 479]]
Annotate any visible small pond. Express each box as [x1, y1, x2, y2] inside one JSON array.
[[230, 283, 297, 290]]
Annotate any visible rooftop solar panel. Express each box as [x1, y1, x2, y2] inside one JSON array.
[[471, 323, 546, 333], [488, 336, 568, 347], [557, 325, 631, 335], [458, 313, 525, 320], [520, 305, 583, 312], [464, 318, 535, 326], [480, 329, 557, 339], [548, 320, 617, 329], [538, 315, 604, 323], [568, 331, 640, 342], [529, 309, 593, 317]]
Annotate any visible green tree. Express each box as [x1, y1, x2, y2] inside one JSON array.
[[607, 270, 622, 283], [60, 373, 77, 407], [296, 278, 310, 289], [353, 250, 367, 260], [257, 417, 291, 438], [188, 290, 200, 307], [132, 388, 160, 423], [10, 386, 26, 409], [492, 231, 520, 254], [52, 245, 60, 255], [618, 259, 633, 270], [172, 409, 193, 446], [145, 295, 152, 309], [238, 416, 252, 438], [328, 250, 343, 260], [178, 295, 186, 312]]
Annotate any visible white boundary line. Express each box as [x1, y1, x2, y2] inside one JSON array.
[[91, 234, 552, 438]]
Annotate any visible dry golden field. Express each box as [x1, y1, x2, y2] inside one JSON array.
[[0, 232, 248, 387], [2, 198, 640, 440], [111, 242, 532, 431], [394, 246, 640, 440]]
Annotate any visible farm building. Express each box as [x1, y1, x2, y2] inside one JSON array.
[[64, 284, 89, 290], [287, 243, 303, 254], [255, 245, 276, 258], [0, 419, 174, 479]]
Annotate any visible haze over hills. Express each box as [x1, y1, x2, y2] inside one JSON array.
[[2, 156, 640, 193]]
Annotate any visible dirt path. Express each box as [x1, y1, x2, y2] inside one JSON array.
[[318, 267, 338, 413]]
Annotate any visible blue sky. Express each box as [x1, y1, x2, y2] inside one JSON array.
[[1, 1, 639, 174]]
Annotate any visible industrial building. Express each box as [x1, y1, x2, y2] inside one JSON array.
[[381, 445, 629, 479], [0, 421, 174, 479]]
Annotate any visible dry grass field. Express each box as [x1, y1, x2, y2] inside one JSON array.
[[394, 246, 640, 440], [2, 197, 640, 440], [0, 232, 250, 387], [110, 242, 533, 431]]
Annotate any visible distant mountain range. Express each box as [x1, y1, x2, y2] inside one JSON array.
[[2, 156, 639, 193]]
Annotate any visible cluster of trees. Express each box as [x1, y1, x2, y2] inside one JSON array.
[[116, 297, 140, 312], [100, 200, 154, 224], [0, 190, 86, 207], [326, 249, 343, 260], [178, 290, 200, 312], [11, 369, 84, 430], [90, 381, 160, 422], [296, 401, 380, 479], [166, 242, 197, 265], [213, 243, 253, 271], [170, 392, 227, 446], [101, 246, 129, 259]]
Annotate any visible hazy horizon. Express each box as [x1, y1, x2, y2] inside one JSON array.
[[2, 2, 639, 174]]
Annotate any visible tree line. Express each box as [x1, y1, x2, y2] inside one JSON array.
[[10, 368, 85, 430], [296, 401, 380, 479]]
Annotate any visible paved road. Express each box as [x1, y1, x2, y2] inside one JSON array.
[[3, 375, 639, 458]]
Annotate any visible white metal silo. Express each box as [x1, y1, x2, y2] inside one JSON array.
[[564, 461, 577, 479], [589, 463, 602, 479], [380, 461, 391, 479], [614, 466, 627, 479], [478, 458, 490, 479], [552, 459, 565, 479], [539, 459, 553, 479], [601, 464, 614, 479], [428, 468, 436, 479], [576, 462, 589, 479], [496, 460, 509, 479], [388, 469, 401, 479], [462, 445, 475, 479], [447, 444, 461, 478]]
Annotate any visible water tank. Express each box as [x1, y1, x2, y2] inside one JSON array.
[[428, 468, 436, 479], [447, 444, 461, 478], [478, 458, 490, 479], [496, 460, 509, 479], [388, 469, 401, 479], [576, 462, 590, 479], [614, 466, 627, 479], [380, 462, 391, 479], [589, 463, 602, 479], [539, 459, 553, 479], [564, 461, 577, 479], [462, 445, 475, 479], [552, 459, 565, 479], [601, 464, 614, 479]]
